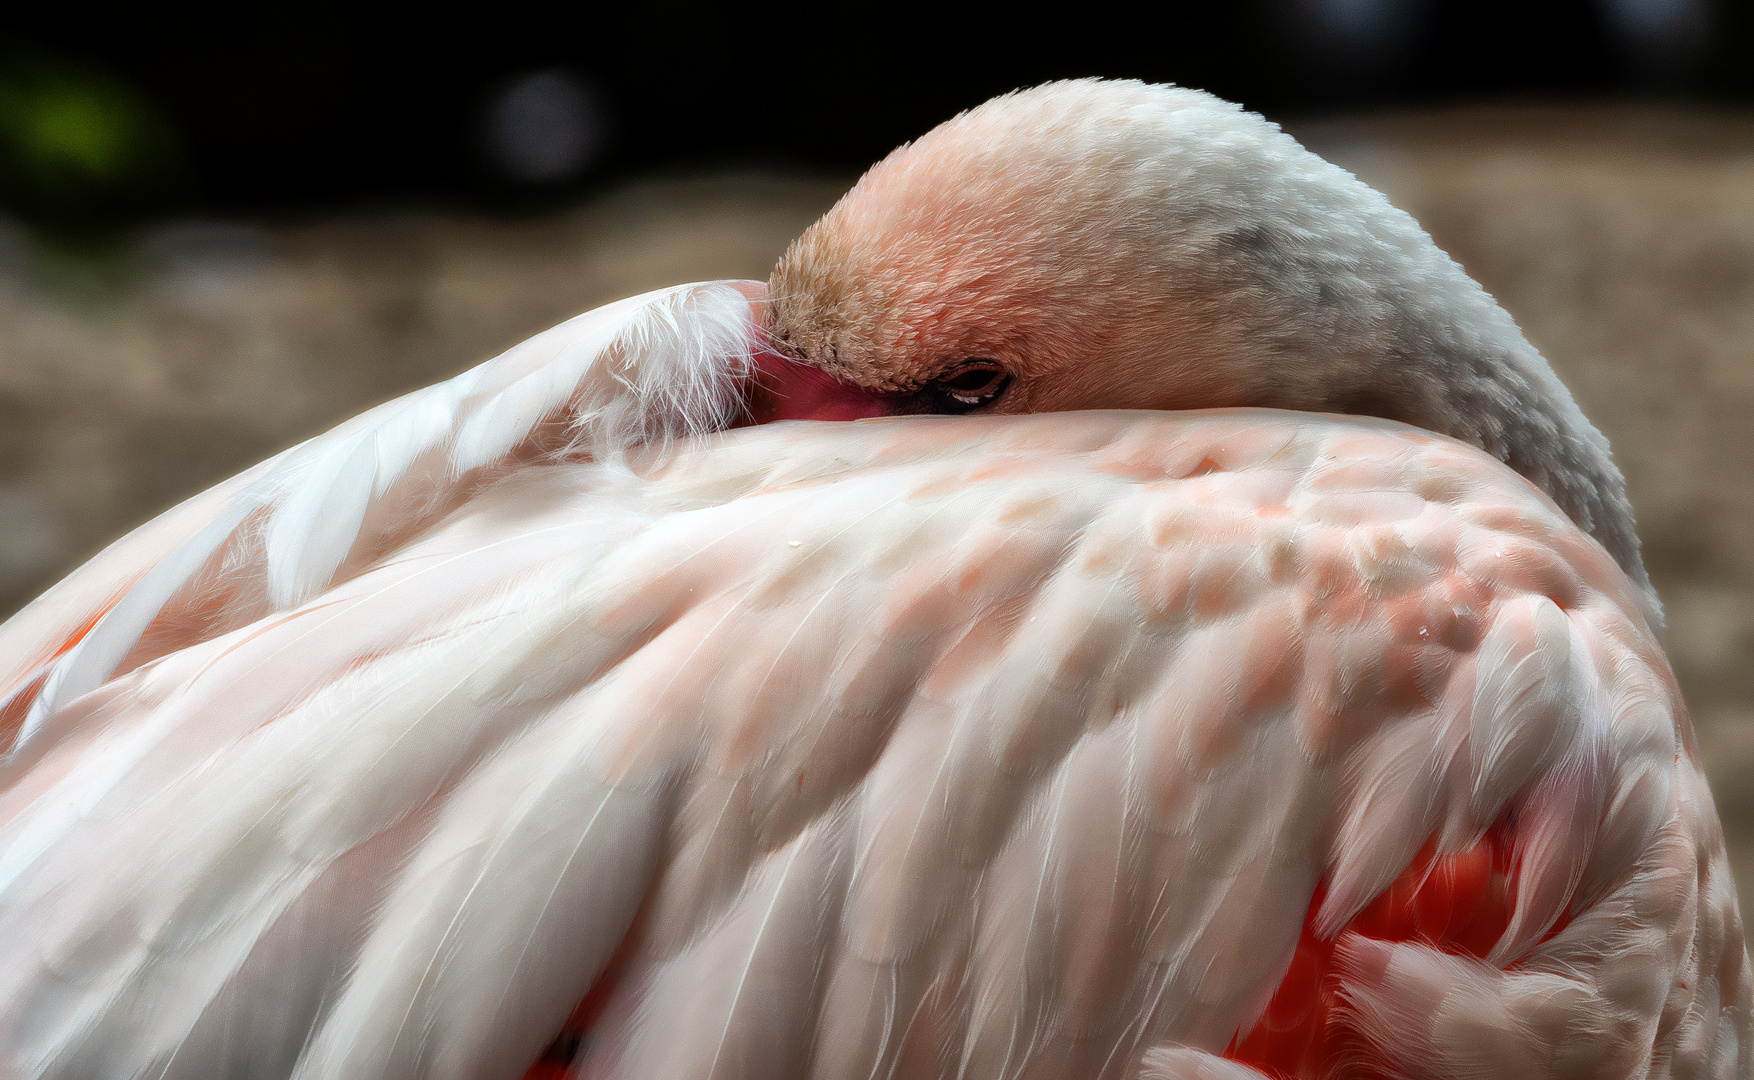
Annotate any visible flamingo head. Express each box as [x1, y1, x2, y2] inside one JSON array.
[[751, 79, 1383, 424]]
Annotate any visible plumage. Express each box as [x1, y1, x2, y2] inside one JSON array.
[[0, 80, 1746, 1079]]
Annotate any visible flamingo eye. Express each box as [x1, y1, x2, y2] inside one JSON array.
[[927, 361, 1010, 413]]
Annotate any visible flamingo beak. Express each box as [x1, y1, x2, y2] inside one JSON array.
[[731, 278, 889, 424], [743, 351, 893, 424]]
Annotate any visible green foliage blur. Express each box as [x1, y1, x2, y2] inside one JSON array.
[[0, 44, 185, 238]]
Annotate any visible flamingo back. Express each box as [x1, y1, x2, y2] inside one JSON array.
[[0, 403, 1742, 1078]]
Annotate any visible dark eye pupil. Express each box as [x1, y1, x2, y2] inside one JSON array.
[[917, 360, 1009, 415], [937, 362, 1006, 395], [943, 369, 999, 392]]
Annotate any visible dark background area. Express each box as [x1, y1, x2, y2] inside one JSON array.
[[1, 0, 1748, 230]]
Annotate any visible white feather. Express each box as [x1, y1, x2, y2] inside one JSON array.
[[3, 280, 759, 760]]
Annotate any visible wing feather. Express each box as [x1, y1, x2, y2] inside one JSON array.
[[0, 408, 1741, 1079], [0, 281, 759, 759]]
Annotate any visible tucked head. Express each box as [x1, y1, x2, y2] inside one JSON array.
[[761, 79, 1447, 421], [754, 79, 1649, 595]]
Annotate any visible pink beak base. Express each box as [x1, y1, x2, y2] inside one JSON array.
[[725, 280, 888, 424], [744, 350, 892, 423]]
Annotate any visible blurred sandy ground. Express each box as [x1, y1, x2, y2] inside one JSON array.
[[1, 105, 1752, 896]]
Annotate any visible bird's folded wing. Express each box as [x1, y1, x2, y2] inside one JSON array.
[[0, 410, 1739, 1080], [0, 281, 761, 758]]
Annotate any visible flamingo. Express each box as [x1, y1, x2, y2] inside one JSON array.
[[0, 79, 1745, 1079]]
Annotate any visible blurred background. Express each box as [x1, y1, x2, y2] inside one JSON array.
[[1, 4, 1752, 889]]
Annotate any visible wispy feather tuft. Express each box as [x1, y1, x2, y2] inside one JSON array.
[[7, 281, 760, 753]]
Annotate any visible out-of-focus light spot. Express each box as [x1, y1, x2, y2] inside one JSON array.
[[1599, 0, 1711, 72], [1289, 0, 1434, 74], [1309, 0, 1400, 52], [0, 48, 184, 231], [15, 88, 129, 178], [483, 70, 608, 184]]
